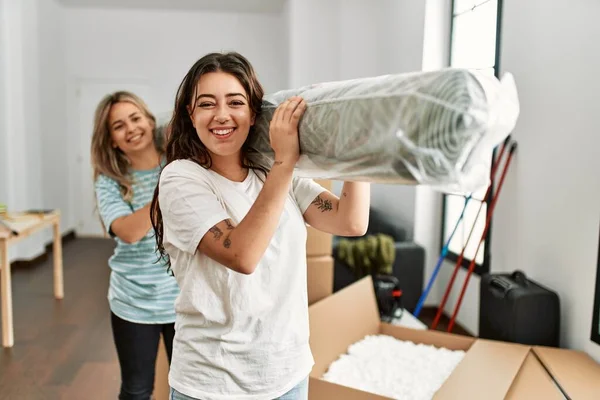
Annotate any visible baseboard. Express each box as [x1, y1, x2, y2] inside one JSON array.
[[416, 306, 475, 337], [11, 230, 77, 269]]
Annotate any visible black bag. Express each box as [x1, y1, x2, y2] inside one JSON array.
[[479, 270, 560, 347], [373, 274, 403, 322]]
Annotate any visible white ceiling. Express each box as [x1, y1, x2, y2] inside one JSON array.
[[56, 0, 287, 13]]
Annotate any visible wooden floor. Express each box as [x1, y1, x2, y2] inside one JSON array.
[[418, 307, 473, 337], [0, 238, 120, 400]]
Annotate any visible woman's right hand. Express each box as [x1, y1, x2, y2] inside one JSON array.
[[269, 96, 306, 166]]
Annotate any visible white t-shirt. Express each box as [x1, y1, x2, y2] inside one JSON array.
[[158, 159, 326, 400]]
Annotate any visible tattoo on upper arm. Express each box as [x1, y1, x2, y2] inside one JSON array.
[[209, 226, 223, 240], [343, 192, 348, 197], [312, 195, 333, 212], [225, 220, 234, 230], [223, 237, 231, 248]]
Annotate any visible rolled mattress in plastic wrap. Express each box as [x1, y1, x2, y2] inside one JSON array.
[[247, 68, 519, 194]]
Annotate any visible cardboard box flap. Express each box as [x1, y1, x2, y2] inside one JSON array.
[[308, 277, 380, 377], [379, 323, 474, 351], [434, 339, 530, 400], [533, 346, 600, 399], [308, 377, 389, 400], [505, 352, 564, 400], [306, 256, 333, 305]]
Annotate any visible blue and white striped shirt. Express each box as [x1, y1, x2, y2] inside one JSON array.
[[95, 164, 179, 324]]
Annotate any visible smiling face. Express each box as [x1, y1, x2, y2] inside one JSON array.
[[108, 101, 155, 156], [189, 71, 255, 160]]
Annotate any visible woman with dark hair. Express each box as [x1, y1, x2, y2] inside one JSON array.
[[151, 51, 370, 400]]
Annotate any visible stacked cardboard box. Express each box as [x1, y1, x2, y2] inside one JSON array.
[[306, 179, 335, 305], [308, 276, 600, 399]]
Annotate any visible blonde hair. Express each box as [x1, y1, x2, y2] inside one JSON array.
[[90, 91, 163, 202]]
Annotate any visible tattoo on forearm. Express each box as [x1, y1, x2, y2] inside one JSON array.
[[225, 220, 234, 230], [312, 195, 333, 212], [223, 237, 231, 248], [209, 226, 223, 240]]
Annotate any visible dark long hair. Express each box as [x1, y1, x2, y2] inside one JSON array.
[[150, 51, 266, 271]]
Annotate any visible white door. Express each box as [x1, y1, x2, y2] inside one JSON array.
[[75, 81, 153, 237]]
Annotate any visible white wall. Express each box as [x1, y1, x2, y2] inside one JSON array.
[[65, 7, 287, 110], [39, 0, 70, 234], [0, 0, 8, 205], [286, 0, 340, 89], [1, 0, 54, 261], [428, 0, 600, 361], [63, 7, 287, 234], [495, 0, 600, 359]]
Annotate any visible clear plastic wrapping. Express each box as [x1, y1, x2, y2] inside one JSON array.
[[247, 68, 519, 194]]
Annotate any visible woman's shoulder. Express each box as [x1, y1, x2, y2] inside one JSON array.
[[94, 173, 119, 189], [160, 159, 214, 184], [162, 159, 207, 174]]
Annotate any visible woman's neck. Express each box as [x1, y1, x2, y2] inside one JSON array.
[[128, 146, 161, 171], [210, 153, 248, 182]]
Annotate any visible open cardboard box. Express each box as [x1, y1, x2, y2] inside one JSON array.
[[308, 276, 600, 399]]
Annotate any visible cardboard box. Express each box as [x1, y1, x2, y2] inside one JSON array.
[[307, 255, 334, 305], [314, 179, 333, 191], [306, 224, 333, 257], [154, 337, 170, 400], [308, 276, 600, 399]]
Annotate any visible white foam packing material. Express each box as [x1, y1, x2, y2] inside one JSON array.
[[322, 334, 466, 400], [248, 68, 520, 194]]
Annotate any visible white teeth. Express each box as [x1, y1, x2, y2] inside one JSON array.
[[129, 134, 142, 142], [212, 128, 234, 136]]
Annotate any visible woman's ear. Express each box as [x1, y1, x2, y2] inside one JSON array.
[[187, 105, 195, 128], [250, 112, 256, 126]]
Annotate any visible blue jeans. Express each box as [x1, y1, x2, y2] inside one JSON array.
[[169, 377, 309, 400]]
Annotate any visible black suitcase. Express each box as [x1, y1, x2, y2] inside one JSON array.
[[479, 270, 560, 347]]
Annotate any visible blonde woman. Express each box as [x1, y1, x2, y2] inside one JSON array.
[[91, 91, 179, 400]]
